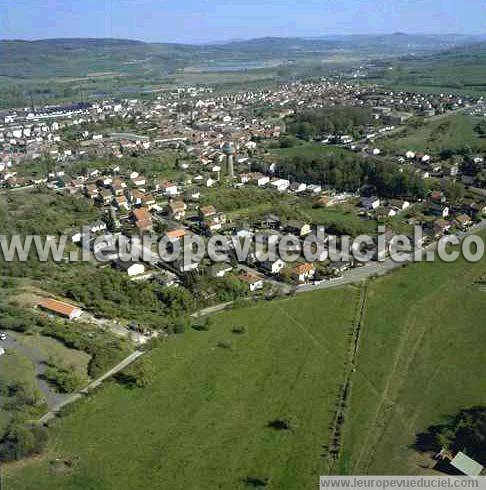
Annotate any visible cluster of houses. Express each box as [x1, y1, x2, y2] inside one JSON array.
[[1, 76, 480, 189], [1, 77, 485, 294]]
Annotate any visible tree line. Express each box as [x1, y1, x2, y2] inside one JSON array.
[[272, 151, 429, 198], [286, 107, 375, 139]]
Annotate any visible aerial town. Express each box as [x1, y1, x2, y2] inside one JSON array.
[[0, 8, 485, 486], [1, 80, 485, 296]]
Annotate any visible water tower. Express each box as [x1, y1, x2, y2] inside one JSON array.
[[222, 142, 235, 179]]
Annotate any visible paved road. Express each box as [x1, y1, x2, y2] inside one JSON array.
[[299, 219, 486, 293], [191, 220, 486, 316], [298, 219, 486, 293], [38, 350, 144, 425]]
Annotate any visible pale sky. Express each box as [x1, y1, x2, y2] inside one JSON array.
[[1, 0, 485, 43]]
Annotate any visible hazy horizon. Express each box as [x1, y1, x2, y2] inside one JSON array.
[[1, 32, 486, 45], [1, 0, 485, 44]]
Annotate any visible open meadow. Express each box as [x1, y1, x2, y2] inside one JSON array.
[[7, 230, 486, 486], [339, 231, 486, 474], [381, 114, 486, 155], [4, 287, 357, 489]]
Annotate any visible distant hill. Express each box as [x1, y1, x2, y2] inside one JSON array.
[[0, 34, 480, 80], [0, 38, 192, 78], [0, 34, 484, 109], [428, 40, 486, 63], [371, 40, 486, 96]]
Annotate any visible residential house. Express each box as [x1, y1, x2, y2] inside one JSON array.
[[166, 228, 187, 242], [239, 272, 264, 292], [111, 178, 127, 196], [430, 191, 446, 204], [284, 220, 311, 237], [389, 199, 411, 212], [429, 202, 450, 218], [88, 221, 107, 234], [131, 175, 146, 188], [260, 214, 281, 229], [449, 452, 484, 477], [132, 207, 152, 233], [260, 258, 286, 275], [328, 260, 352, 276], [97, 189, 112, 205], [143, 193, 157, 209], [114, 194, 130, 211], [455, 214, 472, 230], [289, 182, 307, 193], [433, 219, 451, 237], [114, 260, 146, 277], [361, 196, 381, 210], [290, 262, 316, 283], [199, 205, 217, 220], [210, 262, 233, 278], [158, 180, 178, 196], [168, 200, 187, 220], [270, 178, 290, 192], [307, 184, 322, 194], [435, 449, 484, 477], [255, 174, 270, 187], [85, 183, 99, 199], [130, 189, 144, 206]]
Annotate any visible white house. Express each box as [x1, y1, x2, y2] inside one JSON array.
[[405, 150, 416, 159], [307, 184, 322, 194], [117, 261, 146, 277], [270, 179, 290, 192], [210, 262, 233, 278], [290, 182, 307, 193], [260, 258, 286, 275], [256, 175, 270, 187], [239, 272, 264, 292], [89, 221, 107, 233], [155, 180, 176, 195], [361, 196, 381, 210]]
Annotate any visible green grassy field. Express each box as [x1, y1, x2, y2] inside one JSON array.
[[339, 232, 486, 474], [381, 114, 486, 155], [269, 142, 350, 160], [304, 206, 378, 236], [5, 232, 486, 486], [5, 287, 357, 489]]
